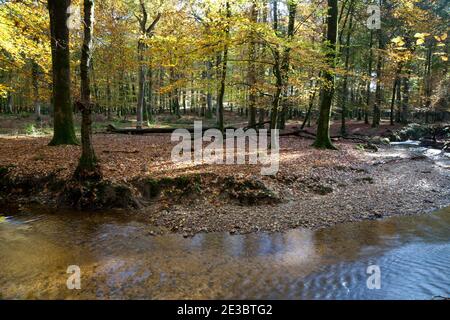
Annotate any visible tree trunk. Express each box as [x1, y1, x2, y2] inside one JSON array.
[[401, 71, 410, 124], [371, 24, 384, 128], [424, 45, 433, 113], [31, 61, 41, 122], [270, 0, 282, 130], [206, 60, 213, 118], [247, 1, 257, 127], [136, 2, 161, 129], [390, 65, 401, 125], [137, 40, 145, 129], [217, 2, 231, 132], [48, 0, 78, 146], [340, 0, 354, 136], [365, 30, 373, 125], [278, 0, 297, 129], [395, 79, 401, 123], [312, 0, 338, 150], [74, 0, 101, 181]]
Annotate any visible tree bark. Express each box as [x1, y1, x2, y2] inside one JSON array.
[[340, 0, 354, 136], [278, 0, 297, 129], [390, 65, 401, 125], [401, 71, 410, 124], [31, 61, 41, 122], [365, 30, 373, 125], [74, 0, 101, 181], [136, 1, 161, 129], [312, 0, 338, 150], [48, 0, 78, 146], [217, 2, 231, 133], [371, 24, 384, 128], [247, 1, 257, 127]]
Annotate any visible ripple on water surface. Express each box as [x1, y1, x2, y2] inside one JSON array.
[[0, 206, 449, 299]]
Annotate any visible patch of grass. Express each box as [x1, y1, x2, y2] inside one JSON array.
[[23, 123, 52, 136]]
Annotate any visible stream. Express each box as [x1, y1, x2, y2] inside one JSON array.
[[0, 204, 449, 299], [1, 142, 449, 300]]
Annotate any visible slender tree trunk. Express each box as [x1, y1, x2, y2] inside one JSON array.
[[217, 2, 231, 132], [365, 30, 373, 125], [278, 0, 297, 129], [31, 61, 41, 122], [424, 45, 433, 113], [74, 0, 101, 181], [372, 3, 384, 128], [401, 71, 410, 124], [390, 65, 401, 125], [301, 82, 318, 130], [340, 1, 354, 136], [395, 79, 401, 123], [206, 60, 213, 118], [48, 0, 78, 146], [247, 1, 257, 127], [136, 2, 161, 129], [312, 0, 338, 150], [270, 0, 282, 130], [136, 40, 145, 129], [106, 74, 112, 120], [146, 65, 153, 122]]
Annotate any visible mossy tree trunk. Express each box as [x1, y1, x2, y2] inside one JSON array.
[[312, 0, 338, 150], [47, 0, 78, 146]]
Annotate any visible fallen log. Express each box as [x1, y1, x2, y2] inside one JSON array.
[[106, 124, 237, 134], [102, 149, 139, 154], [420, 139, 450, 151], [242, 120, 271, 130]]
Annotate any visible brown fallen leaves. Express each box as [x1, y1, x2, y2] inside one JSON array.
[[0, 132, 362, 185]]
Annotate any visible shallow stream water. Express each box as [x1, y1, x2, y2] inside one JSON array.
[[0, 204, 449, 299]]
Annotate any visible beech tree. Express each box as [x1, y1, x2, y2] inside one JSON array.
[[313, 0, 338, 150], [74, 0, 101, 181], [47, 0, 78, 146]]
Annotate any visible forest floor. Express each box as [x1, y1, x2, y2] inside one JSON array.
[[1, 114, 449, 236]]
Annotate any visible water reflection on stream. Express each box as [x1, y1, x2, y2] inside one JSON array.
[[0, 206, 449, 299]]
